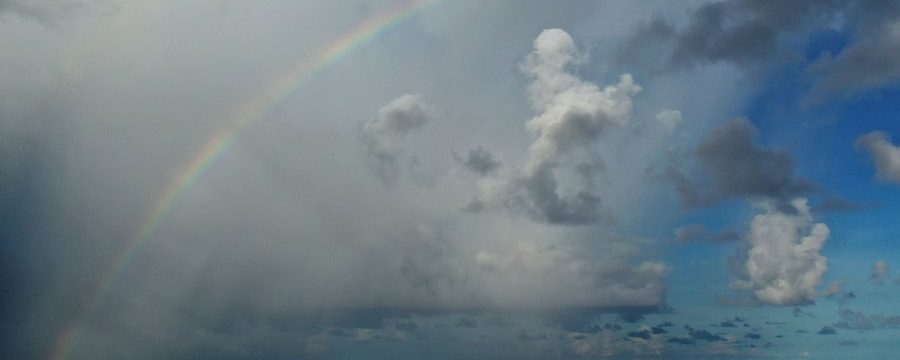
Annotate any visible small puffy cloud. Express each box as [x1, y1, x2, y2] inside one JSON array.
[[360, 94, 432, 184], [731, 199, 829, 305], [856, 131, 900, 184], [870, 260, 890, 284], [817, 326, 838, 335], [453, 146, 500, 176], [472, 29, 641, 225], [671, 119, 814, 208], [656, 109, 682, 134]]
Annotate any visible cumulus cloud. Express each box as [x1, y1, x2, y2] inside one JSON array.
[[731, 199, 829, 305], [856, 131, 900, 184], [668, 118, 815, 209], [360, 94, 432, 184], [870, 260, 890, 284], [471, 29, 641, 224]]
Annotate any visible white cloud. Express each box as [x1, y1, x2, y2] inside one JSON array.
[[732, 198, 829, 305]]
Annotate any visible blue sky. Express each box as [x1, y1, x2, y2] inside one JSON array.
[[2, 0, 900, 359]]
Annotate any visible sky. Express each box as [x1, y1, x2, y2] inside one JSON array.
[[2, 0, 900, 359]]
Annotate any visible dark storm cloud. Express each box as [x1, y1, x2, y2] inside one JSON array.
[[622, 0, 842, 71], [360, 94, 432, 184], [668, 118, 815, 209], [453, 146, 500, 176]]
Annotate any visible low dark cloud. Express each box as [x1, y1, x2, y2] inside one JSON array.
[[817, 326, 838, 335], [833, 309, 900, 331], [684, 325, 726, 342], [745, 332, 761, 340], [806, 1, 900, 101]]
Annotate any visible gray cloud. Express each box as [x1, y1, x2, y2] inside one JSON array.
[[622, 0, 843, 71], [856, 131, 900, 184], [684, 325, 725, 342], [453, 146, 500, 176], [360, 94, 432, 184], [833, 308, 900, 331], [668, 118, 815, 209], [731, 199, 830, 305], [0, 0, 113, 24], [805, 1, 900, 101]]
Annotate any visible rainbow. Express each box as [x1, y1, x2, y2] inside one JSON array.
[[47, 1, 440, 358]]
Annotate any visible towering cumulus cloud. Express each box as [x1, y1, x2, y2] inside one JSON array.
[[472, 28, 641, 224], [360, 94, 431, 184], [733, 199, 829, 305]]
